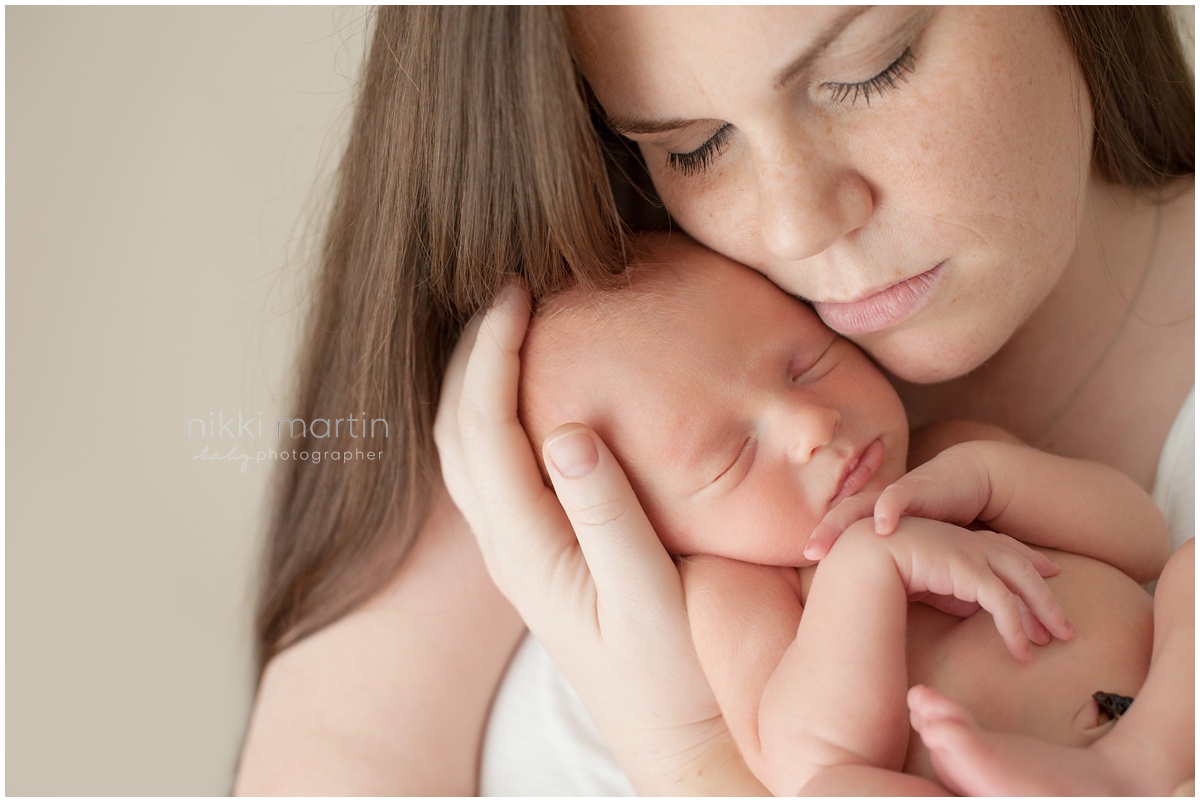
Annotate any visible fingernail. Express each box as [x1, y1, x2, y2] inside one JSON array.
[[492, 280, 519, 312], [546, 431, 598, 478]]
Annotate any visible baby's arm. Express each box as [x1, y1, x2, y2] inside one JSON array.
[[813, 421, 1169, 583], [682, 534, 911, 796], [679, 553, 803, 788], [683, 518, 1071, 796], [758, 521, 913, 795], [910, 539, 1194, 796]]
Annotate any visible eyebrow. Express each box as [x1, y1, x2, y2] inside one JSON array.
[[603, 6, 871, 138], [773, 6, 870, 90], [604, 111, 696, 137]]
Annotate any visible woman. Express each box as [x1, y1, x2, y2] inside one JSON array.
[[234, 7, 1193, 794]]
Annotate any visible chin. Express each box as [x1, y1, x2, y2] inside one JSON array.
[[862, 327, 1001, 385], [887, 360, 973, 385]]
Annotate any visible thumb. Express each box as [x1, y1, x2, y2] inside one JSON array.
[[543, 424, 682, 613]]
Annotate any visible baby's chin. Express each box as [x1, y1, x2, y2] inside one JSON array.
[[706, 542, 819, 569], [655, 509, 822, 568]]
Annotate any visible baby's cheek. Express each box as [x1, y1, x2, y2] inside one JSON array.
[[644, 503, 700, 558]]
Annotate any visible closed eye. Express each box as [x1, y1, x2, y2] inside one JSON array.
[[713, 435, 757, 488], [824, 46, 916, 106], [665, 123, 734, 176], [790, 338, 838, 384]]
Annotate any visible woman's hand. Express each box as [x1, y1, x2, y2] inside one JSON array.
[[433, 283, 762, 795]]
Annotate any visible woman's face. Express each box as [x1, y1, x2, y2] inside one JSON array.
[[569, 6, 1093, 383]]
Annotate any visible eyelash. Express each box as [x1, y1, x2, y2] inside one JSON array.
[[825, 46, 916, 106], [791, 340, 837, 384], [664, 46, 917, 176], [714, 436, 755, 485], [666, 123, 733, 177]]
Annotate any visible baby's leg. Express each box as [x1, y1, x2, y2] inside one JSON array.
[[910, 538, 1194, 796]]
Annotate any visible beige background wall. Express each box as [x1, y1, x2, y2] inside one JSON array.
[[7, 7, 366, 794], [7, 6, 1195, 798]]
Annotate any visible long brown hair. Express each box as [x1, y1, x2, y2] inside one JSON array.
[[254, 7, 625, 672], [255, 6, 1194, 674], [1054, 6, 1194, 189]]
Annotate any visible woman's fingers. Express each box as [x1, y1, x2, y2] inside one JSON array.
[[431, 284, 733, 788], [544, 424, 686, 626], [434, 311, 485, 525], [445, 286, 688, 640], [451, 281, 590, 614], [457, 284, 548, 525]]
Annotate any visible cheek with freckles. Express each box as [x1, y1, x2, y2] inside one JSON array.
[[859, 15, 1089, 380], [650, 9, 1089, 369], [895, 11, 1089, 262]]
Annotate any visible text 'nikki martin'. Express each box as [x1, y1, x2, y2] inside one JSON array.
[[186, 411, 390, 439]]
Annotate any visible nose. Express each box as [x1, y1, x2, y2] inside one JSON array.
[[778, 399, 840, 465], [754, 142, 874, 262]]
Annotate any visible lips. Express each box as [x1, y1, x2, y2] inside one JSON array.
[[831, 438, 885, 506], [813, 262, 945, 336]]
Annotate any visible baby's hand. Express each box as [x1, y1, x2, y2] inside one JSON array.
[[872, 444, 992, 535], [806, 491, 882, 560], [805, 444, 993, 560], [879, 519, 1072, 661]]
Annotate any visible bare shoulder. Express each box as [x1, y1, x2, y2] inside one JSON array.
[[235, 489, 525, 795]]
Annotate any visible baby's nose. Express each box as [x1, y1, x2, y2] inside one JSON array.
[[783, 402, 840, 465]]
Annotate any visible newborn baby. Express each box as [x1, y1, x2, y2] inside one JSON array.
[[519, 234, 1192, 796]]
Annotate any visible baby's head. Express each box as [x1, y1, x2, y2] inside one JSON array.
[[520, 235, 909, 566]]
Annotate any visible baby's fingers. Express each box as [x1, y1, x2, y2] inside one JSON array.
[[987, 549, 1075, 646], [972, 574, 1036, 661], [1016, 596, 1051, 646], [873, 483, 916, 535], [875, 455, 990, 531], [984, 531, 1061, 578], [807, 493, 879, 560]]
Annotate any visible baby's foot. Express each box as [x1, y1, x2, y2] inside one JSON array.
[[907, 685, 1128, 796]]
